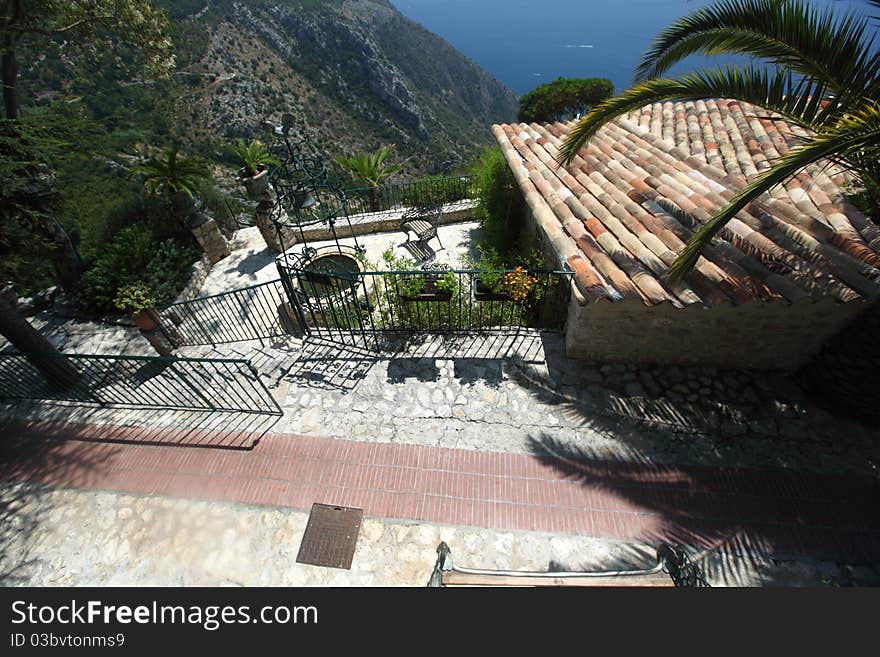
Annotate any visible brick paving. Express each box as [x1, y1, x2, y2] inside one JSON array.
[[2, 419, 878, 564]]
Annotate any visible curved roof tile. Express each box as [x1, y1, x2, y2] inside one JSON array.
[[494, 99, 880, 307]]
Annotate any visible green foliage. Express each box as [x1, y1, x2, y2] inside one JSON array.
[[144, 238, 196, 302], [80, 224, 195, 313], [227, 138, 280, 177], [113, 282, 156, 314], [434, 271, 459, 295], [1, 1, 175, 86], [517, 77, 614, 123], [132, 147, 210, 198], [399, 176, 469, 210], [335, 144, 404, 187], [469, 146, 525, 253]]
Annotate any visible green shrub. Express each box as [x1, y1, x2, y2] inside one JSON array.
[[469, 146, 526, 253], [80, 225, 195, 313], [113, 282, 156, 314], [145, 239, 196, 304]]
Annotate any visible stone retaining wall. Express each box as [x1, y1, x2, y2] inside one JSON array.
[[297, 202, 475, 243]]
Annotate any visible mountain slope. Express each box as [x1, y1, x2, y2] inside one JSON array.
[[170, 0, 519, 174]]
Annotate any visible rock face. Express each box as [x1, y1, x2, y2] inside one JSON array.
[[178, 0, 518, 174]]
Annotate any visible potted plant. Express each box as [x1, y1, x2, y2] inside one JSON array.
[[398, 270, 457, 302], [473, 269, 512, 301], [131, 148, 210, 220], [114, 283, 159, 331], [229, 139, 280, 200]]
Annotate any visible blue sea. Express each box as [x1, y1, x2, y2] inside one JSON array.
[[390, 0, 872, 96]]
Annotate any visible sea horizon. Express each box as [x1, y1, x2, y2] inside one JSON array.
[[391, 0, 872, 96]]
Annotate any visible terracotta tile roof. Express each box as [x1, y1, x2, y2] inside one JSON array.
[[493, 99, 880, 307]]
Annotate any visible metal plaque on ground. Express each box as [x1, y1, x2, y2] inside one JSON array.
[[296, 503, 363, 570]]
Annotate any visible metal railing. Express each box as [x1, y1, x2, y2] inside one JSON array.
[[344, 176, 475, 217], [0, 352, 283, 415], [157, 279, 294, 347], [285, 267, 573, 347]]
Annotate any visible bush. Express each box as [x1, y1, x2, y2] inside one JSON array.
[[113, 282, 156, 314], [469, 146, 526, 253], [145, 239, 196, 304], [517, 77, 614, 123], [79, 224, 195, 313]]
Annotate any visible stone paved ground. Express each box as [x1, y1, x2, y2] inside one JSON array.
[[2, 224, 879, 586], [1, 420, 878, 585], [2, 484, 877, 587], [176, 332, 879, 478]]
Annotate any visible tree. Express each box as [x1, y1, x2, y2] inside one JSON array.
[[0, 0, 174, 119], [0, 2, 172, 379], [556, 0, 880, 283], [517, 77, 614, 123], [0, 111, 83, 292]]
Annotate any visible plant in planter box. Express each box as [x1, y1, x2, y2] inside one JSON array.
[[398, 272, 454, 302], [114, 282, 159, 331], [228, 139, 280, 200], [501, 266, 540, 302]]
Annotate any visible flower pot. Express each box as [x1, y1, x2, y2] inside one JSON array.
[[474, 277, 512, 302], [242, 168, 270, 200], [131, 309, 160, 331]]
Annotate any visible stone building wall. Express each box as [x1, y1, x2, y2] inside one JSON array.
[[797, 301, 880, 419], [520, 202, 869, 371], [565, 286, 867, 371]]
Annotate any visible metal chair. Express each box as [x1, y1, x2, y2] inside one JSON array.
[[399, 203, 444, 251]]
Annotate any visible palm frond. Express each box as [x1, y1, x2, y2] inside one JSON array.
[[557, 65, 836, 165], [667, 102, 880, 283], [636, 0, 880, 98]]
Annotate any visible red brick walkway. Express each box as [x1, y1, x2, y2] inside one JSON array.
[[1, 419, 878, 563]]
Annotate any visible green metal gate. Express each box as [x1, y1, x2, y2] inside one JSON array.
[[156, 279, 296, 347]]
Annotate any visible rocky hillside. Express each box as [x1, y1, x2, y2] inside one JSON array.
[[168, 0, 518, 174]]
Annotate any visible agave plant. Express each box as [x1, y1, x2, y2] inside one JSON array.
[[228, 138, 280, 178], [132, 147, 209, 199], [556, 0, 880, 283]]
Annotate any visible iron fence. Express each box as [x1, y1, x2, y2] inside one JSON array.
[[344, 176, 475, 217], [285, 267, 573, 347], [0, 352, 282, 415], [157, 279, 294, 347]]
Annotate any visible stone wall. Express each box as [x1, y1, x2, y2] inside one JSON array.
[[518, 201, 872, 371], [564, 288, 867, 371]]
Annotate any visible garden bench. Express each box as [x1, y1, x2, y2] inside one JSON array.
[[427, 542, 708, 587], [400, 204, 444, 251]]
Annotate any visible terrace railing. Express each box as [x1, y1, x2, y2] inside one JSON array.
[[343, 176, 475, 217], [287, 267, 573, 348], [0, 352, 282, 415]]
